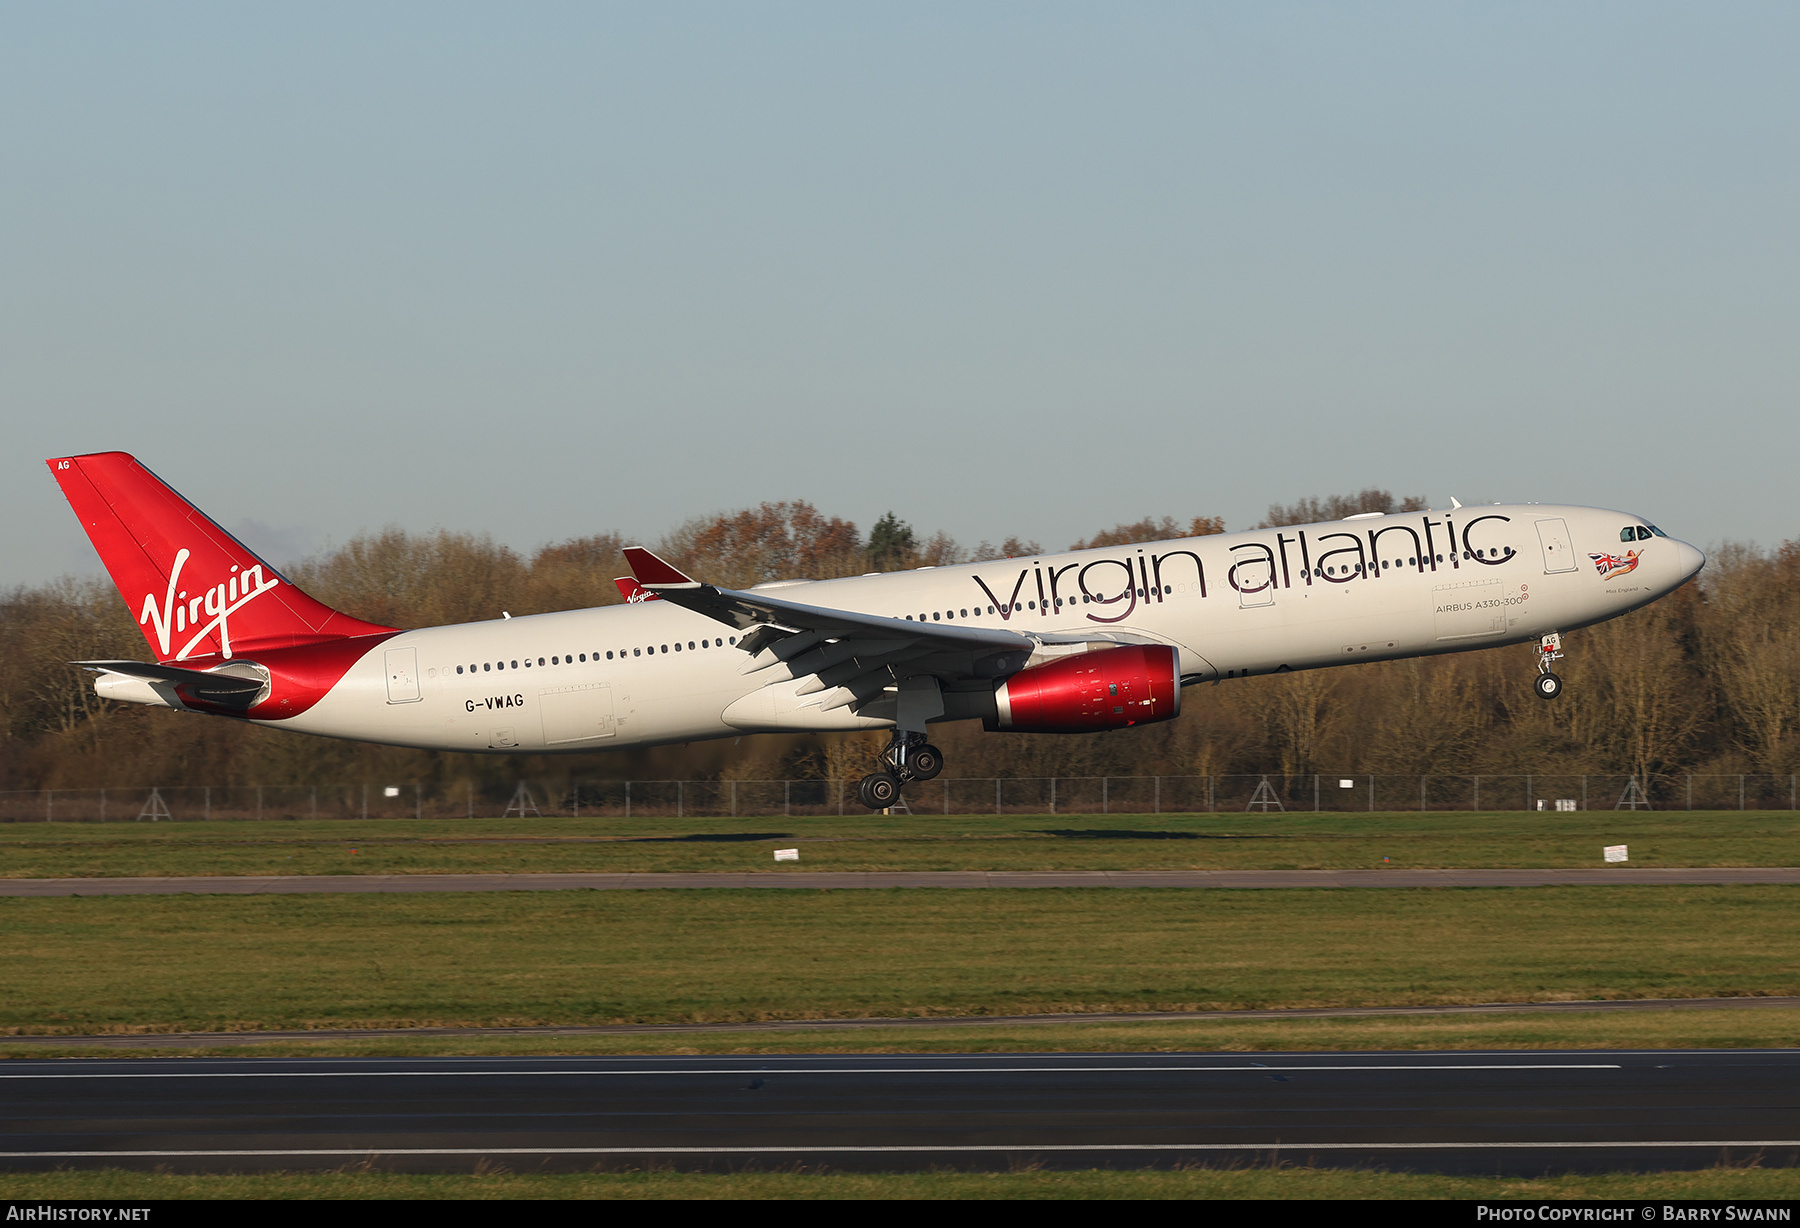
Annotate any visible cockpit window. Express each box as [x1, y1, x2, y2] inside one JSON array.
[[1647, 525, 1668, 537], [1621, 527, 1637, 542], [1636, 526, 1653, 541]]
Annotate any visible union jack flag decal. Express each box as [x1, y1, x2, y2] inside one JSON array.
[[1589, 549, 1641, 580]]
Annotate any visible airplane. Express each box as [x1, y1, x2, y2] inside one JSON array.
[[47, 451, 1706, 810]]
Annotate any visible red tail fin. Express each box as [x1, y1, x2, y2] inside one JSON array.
[[612, 576, 663, 604], [47, 452, 399, 662]]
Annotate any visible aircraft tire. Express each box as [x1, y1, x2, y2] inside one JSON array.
[[906, 745, 944, 782], [858, 772, 902, 810], [1534, 671, 1563, 700]]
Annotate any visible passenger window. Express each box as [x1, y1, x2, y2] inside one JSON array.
[[960, 609, 968, 617], [537, 658, 545, 666], [661, 645, 668, 653], [633, 648, 641, 657], [674, 642, 681, 652]]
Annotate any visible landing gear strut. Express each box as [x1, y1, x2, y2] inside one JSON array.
[[1535, 632, 1564, 700], [855, 731, 946, 810]]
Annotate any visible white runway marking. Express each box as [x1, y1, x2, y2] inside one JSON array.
[[0, 1063, 1623, 1079]]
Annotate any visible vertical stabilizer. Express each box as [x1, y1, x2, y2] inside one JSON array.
[[47, 452, 399, 661]]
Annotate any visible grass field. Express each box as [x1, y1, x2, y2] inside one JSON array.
[[3, 886, 1798, 1036], [3, 1166, 1797, 1200], [8, 1005, 1800, 1060], [2, 810, 1797, 876]]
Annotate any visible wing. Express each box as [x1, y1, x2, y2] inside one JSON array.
[[621, 547, 1149, 716]]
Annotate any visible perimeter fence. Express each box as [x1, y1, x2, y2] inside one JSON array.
[[2, 773, 1797, 822]]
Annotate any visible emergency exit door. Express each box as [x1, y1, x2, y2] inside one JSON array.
[[1535, 518, 1577, 573]]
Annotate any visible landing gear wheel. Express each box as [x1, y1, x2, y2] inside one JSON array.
[[906, 745, 944, 782], [857, 772, 902, 810], [1534, 671, 1563, 700]]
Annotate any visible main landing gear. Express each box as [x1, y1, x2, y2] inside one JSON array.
[[1535, 632, 1565, 700], [855, 731, 945, 810]]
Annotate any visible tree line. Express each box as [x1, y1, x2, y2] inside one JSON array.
[[2, 492, 1794, 792]]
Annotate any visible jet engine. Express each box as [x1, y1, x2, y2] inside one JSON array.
[[985, 644, 1181, 734]]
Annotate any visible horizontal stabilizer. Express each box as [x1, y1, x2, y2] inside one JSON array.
[[76, 660, 266, 698]]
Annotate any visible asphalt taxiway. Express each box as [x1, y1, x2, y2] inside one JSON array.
[[4, 1051, 1797, 1174]]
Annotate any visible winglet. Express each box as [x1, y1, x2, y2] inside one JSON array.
[[623, 546, 700, 588], [613, 576, 663, 604]]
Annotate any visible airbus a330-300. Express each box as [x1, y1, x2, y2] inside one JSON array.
[[48, 452, 1705, 809]]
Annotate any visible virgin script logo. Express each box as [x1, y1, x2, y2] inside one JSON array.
[[139, 548, 281, 661]]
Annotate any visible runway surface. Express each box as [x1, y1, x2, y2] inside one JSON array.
[[6, 867, 1800, 896], [7, 996, 1800, 1050], [3, 1051, 1796, 1174]]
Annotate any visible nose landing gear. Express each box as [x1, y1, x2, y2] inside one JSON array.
[[1535, 632, 1564, 700], [855, 731, 945, 810]]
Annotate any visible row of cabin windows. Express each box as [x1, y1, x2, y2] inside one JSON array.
[[1314, 547, 1516, 577], [453, 636, 739, 674], [901, 588, 1180, 621]]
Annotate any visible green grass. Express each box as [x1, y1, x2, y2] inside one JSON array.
[[3, 1165, 1797, 1200], [3, 810, 1798, 876], [4, 886, 1799, 1036], [9, 1005, 1800, 1060]]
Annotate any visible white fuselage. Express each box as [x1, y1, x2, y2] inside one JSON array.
[[280, 504, 1703, 754]]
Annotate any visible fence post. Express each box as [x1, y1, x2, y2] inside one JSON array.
[[571, 781, 578, 819], [1740, 775, 1746, 811], [1581, 776, 1588, 810], [837, 779, 843, 816], [626, 781, 631, 819], [1525, 774, 1531, 811], [466, 780, 473, 819], [256, 785, 262, 820], [1473, 775, 1480, 811], [1688, 775, 1693, 811], [678, 781, 684, 819], [361, 784, 367, 821], [1102, 777, 1108, 815], [1313, 774, 1320, 813], [100, 788, 106, 822], [1154, 776, 1160, 815], [1209, 775, 1215, 813], [995, 778, 1001, 816], [204, 786, 210, 822], [944, 778, 951, 815], [45, 789, 51, 823], [732, 780, 738, 817], [784, 780, 790, 817], [416, 783, 423, 821], [311, 786, 317, 821], [1420, 775, 1426, 812], [1369, 776, 1374, 812], [1049, 777, 1056, 815]]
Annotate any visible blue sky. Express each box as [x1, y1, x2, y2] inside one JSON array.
[[5, 2, 1795, 583]]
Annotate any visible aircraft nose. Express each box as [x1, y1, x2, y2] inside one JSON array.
[[1674, 539, 1705, 581]]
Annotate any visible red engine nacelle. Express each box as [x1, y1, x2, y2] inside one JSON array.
[[987, 644, 1182, 734]]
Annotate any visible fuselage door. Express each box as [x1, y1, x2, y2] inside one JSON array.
[[1230, 545, 1276, 608], [1535, 518, 1577, 574], [384, 646, 421, 703]]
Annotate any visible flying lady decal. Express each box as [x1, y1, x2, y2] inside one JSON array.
[[1589, 549, 1641, 581]]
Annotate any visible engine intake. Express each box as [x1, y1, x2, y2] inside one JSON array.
[[986, 644, 1181, 734]]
